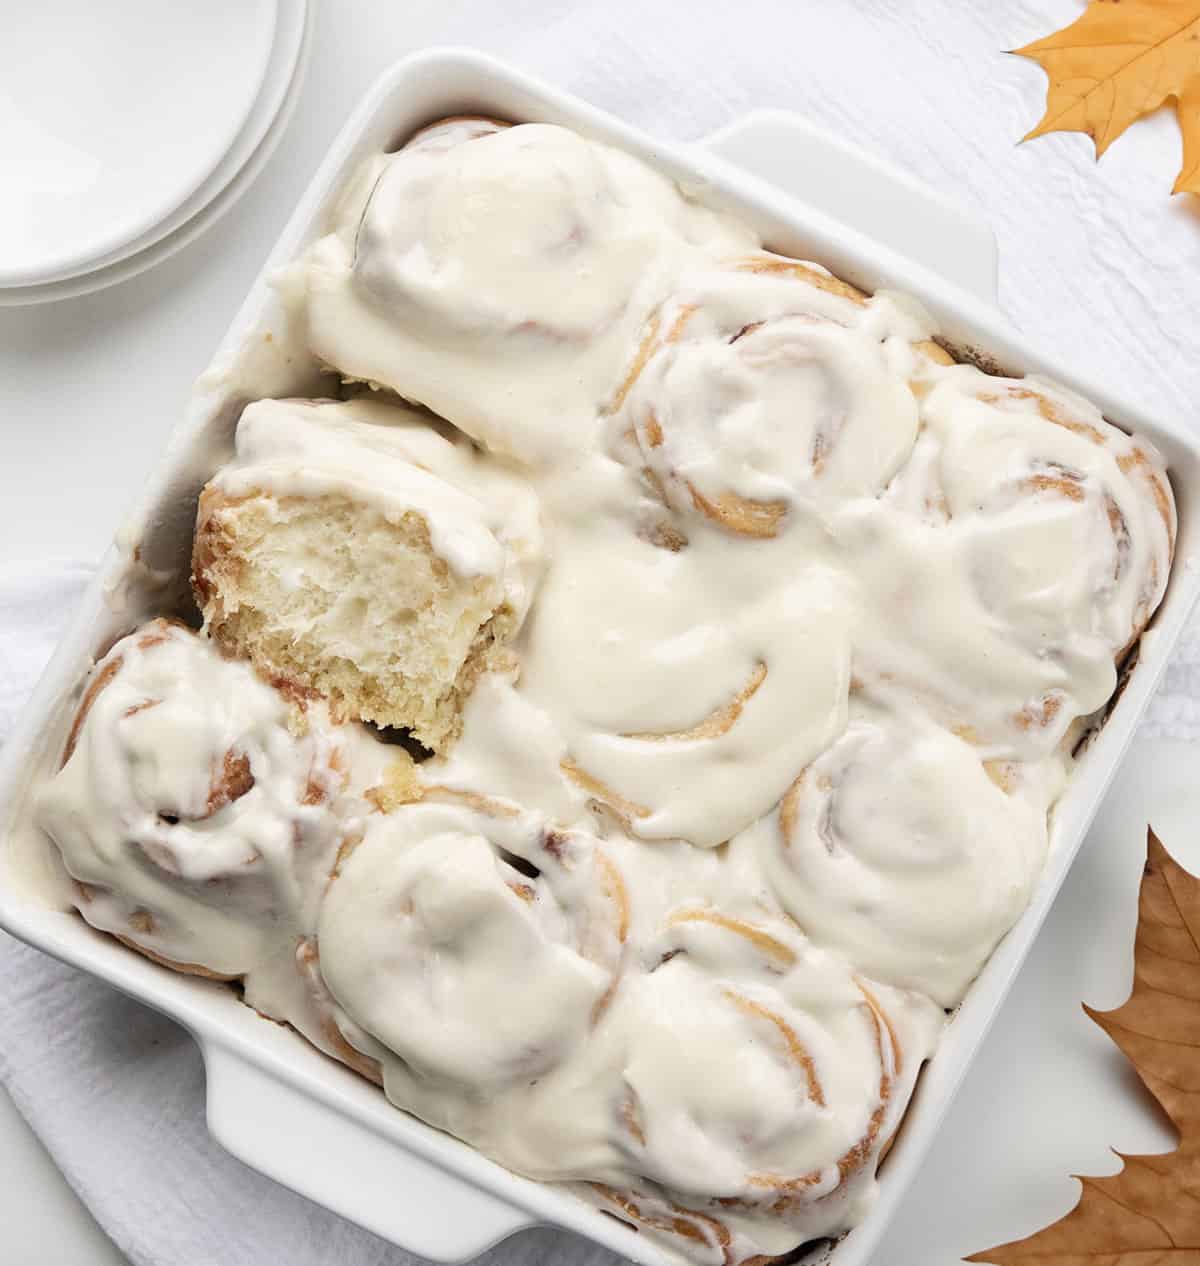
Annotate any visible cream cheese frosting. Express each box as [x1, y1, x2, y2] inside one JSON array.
[[213, 395, 542, 592], [33, 118, 1178, 1266], [317, 793, 627, 1096], [758, 698, 1064, 1005], [304, 119, 757, 463], [315, 797, 942, 1260], [33, 621, 385, 1023]]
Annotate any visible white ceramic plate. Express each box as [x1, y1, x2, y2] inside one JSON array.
[[0, 0, 312, 308], [0, 0, 278, 287]]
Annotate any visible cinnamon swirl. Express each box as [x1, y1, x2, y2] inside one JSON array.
[[315, 791, 629, 1108], [592, 909, 942, 1261], [848, 371, 1174, 757], [312, 794, 941, 1264], [607, 253, 946, 542], [759, 700, 1060, 1005], [537, 548, 853, 849], [303, 119, 755, 461], [35, 620, 354, 997]]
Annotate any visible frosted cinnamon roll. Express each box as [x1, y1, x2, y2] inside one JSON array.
[[303, 120, 755, 461], [591, 909, 943, 1262], [542, 553, 853, 849], [920, 373, 1173, 645], [759, 701, 1060, 1006], [315, 791, 629, 1110], [606, 253, 947, 542], [848, 371, 1175, 757], [193, 397, 542, 752], [34, 620, 353, 995]]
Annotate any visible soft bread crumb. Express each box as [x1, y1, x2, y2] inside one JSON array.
[[365, 753, 423, 812], [192, 488, 515, 752]]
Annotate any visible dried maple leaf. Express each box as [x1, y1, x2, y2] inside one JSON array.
[[966, 829, 1200, 1265], [1177, 80, 1200, 193], [1013, 0, 1200, 196]]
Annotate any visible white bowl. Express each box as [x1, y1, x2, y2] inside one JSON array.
[[0, 50, 1197, 1266], [0, 0, 311, 307], [0, 0, 278, 287]]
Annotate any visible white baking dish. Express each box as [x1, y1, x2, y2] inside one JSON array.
[[1, 48, 1197, 1266]]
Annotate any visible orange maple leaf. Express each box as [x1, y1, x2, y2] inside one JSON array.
[[966, 830, 1200, 1264], [1013, 0, 1200, 196], [1177, 80, 1200, 192]]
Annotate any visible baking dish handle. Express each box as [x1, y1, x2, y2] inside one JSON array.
[[202, 1042, 538, 1262], [698, 109, 999, 308]]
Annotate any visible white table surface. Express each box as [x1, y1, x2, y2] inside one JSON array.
[[1, 2, 1196, 1263]]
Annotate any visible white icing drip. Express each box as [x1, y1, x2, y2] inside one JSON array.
[[215, 397, 541, 588], [430, 671, 585, 824]]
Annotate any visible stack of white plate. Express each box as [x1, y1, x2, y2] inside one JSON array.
[[1, 0, 312, 306]]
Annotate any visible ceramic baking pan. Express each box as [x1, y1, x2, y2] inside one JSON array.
[[1, 49, 1196, 1266]]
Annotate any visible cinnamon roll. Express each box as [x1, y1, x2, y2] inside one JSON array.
[[606, 253, 948, 542], [303, 119, 755, 461], [193, 397, 542, 752], [312, 792, 940, 1264], [34, 620, 353, 993], [294, 937, 384, 1086], [847, 371, 1175, 757], [538, 551, 853, 849], [922, 373, 1173, 645], [760, 700, 1060, 1006], [315, 791, 629, 1108], [590, 908, 943, 1262]]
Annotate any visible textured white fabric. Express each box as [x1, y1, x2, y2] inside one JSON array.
[[0, 562, 93, 741], [4, 2, 1200, 1263]]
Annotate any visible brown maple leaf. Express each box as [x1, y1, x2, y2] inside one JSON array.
[[1013, 0, 1200, 196], [966, 829, 1200, 1264]]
